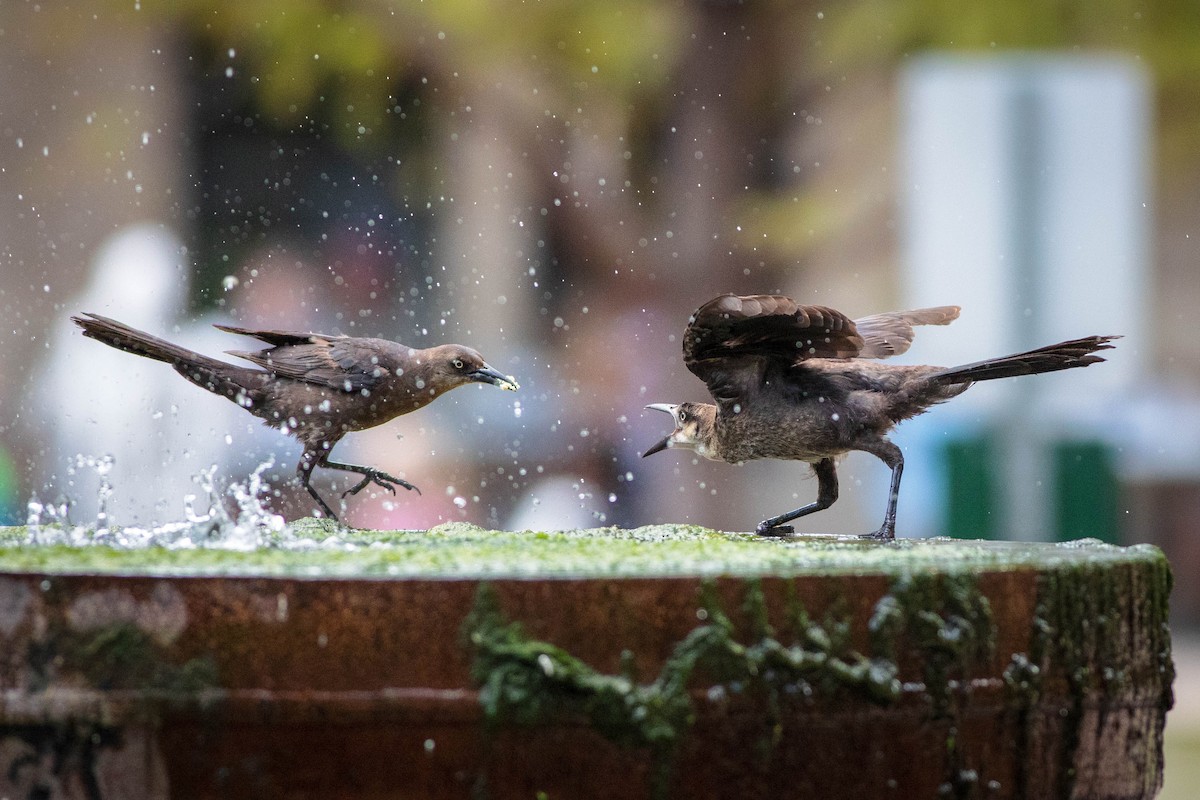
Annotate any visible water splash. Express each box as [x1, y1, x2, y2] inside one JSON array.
[[25, 455, 309, 551]]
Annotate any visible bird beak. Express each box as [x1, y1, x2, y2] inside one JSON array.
[[642, 436, 671, 458], [641, 403, 678, 458], [471, 364, 520, 391]]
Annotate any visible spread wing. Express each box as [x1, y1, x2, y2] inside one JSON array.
[[213, 324, 320, 348], [682, 294, 864, 407], [218, 325, 397, 392], [681, 295, 961, 408], [852, 306, 960, 358]]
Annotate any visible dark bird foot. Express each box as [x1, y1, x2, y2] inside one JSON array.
[[755, 522, 795, 536], [342, 469, 422, 499], [858, 527, 896, 542]]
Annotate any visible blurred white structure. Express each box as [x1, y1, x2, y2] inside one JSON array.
[[898, 55, 1152, 540], [29, 224, 281, 525]]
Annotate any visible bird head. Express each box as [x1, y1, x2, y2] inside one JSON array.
[[428, 345, 520, 392], [641, 402, 717, 458]]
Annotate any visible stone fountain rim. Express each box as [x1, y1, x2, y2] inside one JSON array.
[[0, 522, 1166, 581]]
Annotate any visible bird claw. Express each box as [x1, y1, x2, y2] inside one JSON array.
[[756, 522, 794, 537], [341, 470, 421, 499], [859, 527, 895, 542]]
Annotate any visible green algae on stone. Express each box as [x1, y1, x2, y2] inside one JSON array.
[[46, 622, 218, 695], [0, 524, 1173, 582], [465, 571, 997, 797], [21, 577, 221, 704], [869, 571, 994, 715], [1002, 544, 1174, 799], [0, 524, 1173, 796], [465, 582, 692, 753]]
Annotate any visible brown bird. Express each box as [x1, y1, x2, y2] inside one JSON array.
[[72, 313, 519, 520], [642, 294, 1118, 540]]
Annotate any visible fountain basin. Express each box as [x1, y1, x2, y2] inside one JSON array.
[[0, 523, 1174, 799]]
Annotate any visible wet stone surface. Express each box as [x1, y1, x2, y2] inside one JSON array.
[[0, 526, 1175, 799], [0, 521, 1170, 579]]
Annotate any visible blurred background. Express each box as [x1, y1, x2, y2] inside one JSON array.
[[1, 2, 1199, 792]]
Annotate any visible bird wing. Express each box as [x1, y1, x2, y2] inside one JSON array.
[[852, 306, 960, 359], [682, 294, 864, 407], [213, 324, 321, 348], [226, 335, 396, 393]]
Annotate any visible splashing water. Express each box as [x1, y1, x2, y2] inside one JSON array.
[[25, 456, 307, 551]]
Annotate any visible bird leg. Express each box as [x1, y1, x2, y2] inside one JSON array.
[[860, 441, 903, 541], [756, 458, 838, 536], [295, 450, 422, 521], [318, 455, 422, 498], [297, 450, 339, 520]]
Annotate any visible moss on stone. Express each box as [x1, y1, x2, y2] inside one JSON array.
[[0, 524, 1171, 582], [61, 623, 218, 694], [22, 618, 219, 718], [0, 523, 1172, 795], [455, 539, 1172, 797], [1003, 545, 1175, 799], [869, 571, 994, 715], [464, 570, 996, 797]]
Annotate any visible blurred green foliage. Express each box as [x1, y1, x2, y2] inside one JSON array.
[[139, 0, 1200, 170], [118, 0, 1200, 282], [818, 0, 1200, 173], [155, 0, 682, 154]]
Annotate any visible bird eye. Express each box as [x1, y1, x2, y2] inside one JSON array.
[[452, 358, 464, 370], [678, 410, 690, 423]]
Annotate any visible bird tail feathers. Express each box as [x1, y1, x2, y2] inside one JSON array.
[[72, 313, 259, 402], [928, 335, 1120, 385]]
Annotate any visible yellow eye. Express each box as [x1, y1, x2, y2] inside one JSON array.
[[452, 358, 464, 370]]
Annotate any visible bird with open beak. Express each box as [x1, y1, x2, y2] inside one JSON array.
[[643, 293, 1117, 540], [73, 313, 519, 521]]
